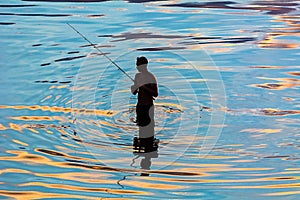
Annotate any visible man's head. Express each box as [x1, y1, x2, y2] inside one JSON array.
[[136, 56, 148, 72]]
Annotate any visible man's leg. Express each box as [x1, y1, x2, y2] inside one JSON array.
[[139, 105, 155, 139], [136, 105, 152, 127]]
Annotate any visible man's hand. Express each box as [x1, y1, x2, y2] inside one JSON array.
[[131, 85, 138, 95]]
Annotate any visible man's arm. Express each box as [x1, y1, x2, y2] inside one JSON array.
[[131, 74, 139, 95], [142, 74, 158, 97], [141, 83, 158, 97], [131, 86, 138, 95]]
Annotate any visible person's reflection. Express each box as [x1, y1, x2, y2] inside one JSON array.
[[139, 151, 158, 176], [133, 121, 159, 153], [133, 107, 159, 176], [132, 86, 159, 154]]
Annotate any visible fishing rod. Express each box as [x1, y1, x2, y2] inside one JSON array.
[[67, 23, 158, 100], [67, 23, 134, 82]]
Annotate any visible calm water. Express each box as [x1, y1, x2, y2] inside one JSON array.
[[1, 0, 300, 199]]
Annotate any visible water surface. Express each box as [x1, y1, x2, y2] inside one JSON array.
[[0, 0, 299, 199]]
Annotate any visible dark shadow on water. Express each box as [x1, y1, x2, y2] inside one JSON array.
[[137, 46, 186, 51], [54, 55, 86, 62], [0, 22, 15, 25], [0, 4, 37, 7], [162, 1, 298, 15], [0, 12, 72, 17], [22, 0, 109, 2], [181, 36, 257, 45], [107, 32, 187, 42], [23, 0, 167, 3], [128, 0, 168, 3], [35, 80, 72, 84], [163, 1, 237, 9]]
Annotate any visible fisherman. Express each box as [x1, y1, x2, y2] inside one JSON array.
[[131, 56, 158, 128]]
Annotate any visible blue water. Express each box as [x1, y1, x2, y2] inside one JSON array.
[[0, 0, 299, 199]]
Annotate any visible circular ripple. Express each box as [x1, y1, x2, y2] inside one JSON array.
[[72, 46, 226, 169]]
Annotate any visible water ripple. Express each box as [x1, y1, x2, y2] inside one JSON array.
[[0, 12, 72, 17], [163, 1, 298, 15], [0, 0, 299, 199]]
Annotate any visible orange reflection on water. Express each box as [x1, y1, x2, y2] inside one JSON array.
[[252, 76, 300, 90], [9, 123, 23, 132], [224, 182, 300, 189], [201, 155, 239, 159], [12, 139, 29, 147], [259, 108, 300, 116], [240, 128, 282, 134], [179, 167, 272, 173], [41, 95, 52, 102], [10, 116, 53, 121], [249, 65, 285, 69], [287, 71, 300, 76], [207, 47, 233, 53], [287, 168, 300, 171], [0, 168, 29, 175], [229, 159, 256, 163], [0, 190, 98, 200], [1, 150, 52, 164], [258, 13, 299, 49], [258, 32, 298, 48], [0, 168, 115, 185], [26, 127, 40, 134], [19, 182, 152, 195], [139, 174, 298, 186], [153, 162, 272, 176], [123, 180, 187, 190], [252, 82, 299, 90], [0, 105, 116, 117], [0, 149, 99, 169], [0, 123, 7, 130], [263, 190, 300, 196], [49, 85, 69, 90], [258, 42, 298, 49], [156, 162, 232, 168]]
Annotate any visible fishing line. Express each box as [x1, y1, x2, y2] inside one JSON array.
[[67, 23, 134, 137], [67, 23, 134, 82]]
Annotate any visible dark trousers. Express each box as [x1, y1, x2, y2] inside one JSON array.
[[136, 104, 155, 139], [136, 104, 154, 127]]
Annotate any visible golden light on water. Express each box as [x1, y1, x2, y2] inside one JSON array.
[[240, 129, 282, 134], [0, 0, 299, 199], [0, 105, 116, 117]]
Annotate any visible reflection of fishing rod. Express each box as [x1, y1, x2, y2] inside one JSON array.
[[67, 23, 134, 82]]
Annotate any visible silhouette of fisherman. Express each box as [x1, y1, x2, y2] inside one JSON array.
[[131, 56, 158, 150]]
